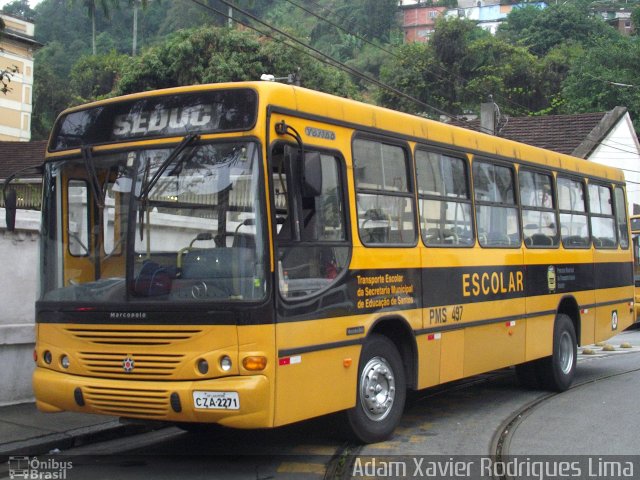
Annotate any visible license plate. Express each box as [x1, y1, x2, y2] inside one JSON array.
[[193, 391, 240, 410]]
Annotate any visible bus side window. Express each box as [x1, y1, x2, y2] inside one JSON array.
[[519, 169, 558, 248], [614, 187, 629, 249], [557, 176, 590, 248], [588, 183, 616, 249], [353, 138, 416, 246], [415, 149, 473, 247], [472, 160, 520, 248]]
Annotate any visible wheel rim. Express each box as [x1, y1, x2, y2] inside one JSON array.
[[359, 356, 396, 421], [558, 331, 574, 375]]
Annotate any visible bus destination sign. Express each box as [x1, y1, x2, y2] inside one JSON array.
[[49, 88, 258, 151]]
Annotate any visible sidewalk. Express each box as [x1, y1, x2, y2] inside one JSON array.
[[0, 402, 148, 458]]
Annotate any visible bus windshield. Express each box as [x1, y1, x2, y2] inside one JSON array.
[[40, 141, 267, 304]]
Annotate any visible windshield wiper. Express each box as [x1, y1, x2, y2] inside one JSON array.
[[137, 133, 199, 201], [81, 146, 105, 208]]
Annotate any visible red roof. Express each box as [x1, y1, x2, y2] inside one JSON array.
[[492, 112, 608, 156], [0, 140, 46, 180], [457, 109, 624, 158]]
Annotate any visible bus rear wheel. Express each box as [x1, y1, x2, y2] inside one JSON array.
[[346, 334, 406, 444], [536, 314, 577, 392]]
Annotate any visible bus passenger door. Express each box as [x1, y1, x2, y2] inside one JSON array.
[[269, 143, 355, 426]]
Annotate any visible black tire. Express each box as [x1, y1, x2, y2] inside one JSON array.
[[515, 361, 540, 389], [346, 334, 406, 444], [535, 314, 577, 392]]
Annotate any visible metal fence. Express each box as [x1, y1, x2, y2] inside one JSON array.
[[0, 183, 42, 210]]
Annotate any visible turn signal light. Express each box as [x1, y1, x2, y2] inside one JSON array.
[[242, 356, 267, 371]]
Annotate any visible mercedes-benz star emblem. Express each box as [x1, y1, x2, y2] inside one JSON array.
[[122, 356, 135, 373]]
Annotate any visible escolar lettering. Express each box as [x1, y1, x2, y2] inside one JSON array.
[[461, 271, 524, 298]]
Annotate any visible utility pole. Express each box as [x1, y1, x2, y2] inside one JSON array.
[[132, 0, 138, 56]]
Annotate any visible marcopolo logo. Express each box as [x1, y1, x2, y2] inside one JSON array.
[[8, 456, 73, 479]]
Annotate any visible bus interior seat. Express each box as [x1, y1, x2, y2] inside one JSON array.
[[525, 233, 554, 246], [563, 235, 588, 247], [181, 247, 256, 279]]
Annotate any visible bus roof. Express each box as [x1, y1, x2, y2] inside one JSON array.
[[50, 81, 626, 184]]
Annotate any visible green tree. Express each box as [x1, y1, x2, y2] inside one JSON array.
[[561, 36, 640, 130], [31, 42, 76, 139], [115, 26, 358, 98], [429, 17, 490, 114], [1, 0, 35, 19], [70, 51, 127, 102], [378, 41, 442, 116], [498, 2, 616, 56], [632, 6, 640, 35], [69, 0, 148, 55]]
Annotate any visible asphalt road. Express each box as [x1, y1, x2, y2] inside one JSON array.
[[4, 330, 640, 480]]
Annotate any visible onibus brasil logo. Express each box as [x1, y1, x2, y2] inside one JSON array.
[[8, 456, 73, 479]]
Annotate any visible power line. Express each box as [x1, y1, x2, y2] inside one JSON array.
[[189, 0, 640, 174], [189, 0, 458, 121], [280, 0, 537, 117]]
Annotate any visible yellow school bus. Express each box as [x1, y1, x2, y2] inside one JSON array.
[[29, 81, 635, 443], [631, 215, 640, 319]]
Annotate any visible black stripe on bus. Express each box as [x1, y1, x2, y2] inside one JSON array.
[[279, 298, 632, 358], [278, 338, 364, 358]]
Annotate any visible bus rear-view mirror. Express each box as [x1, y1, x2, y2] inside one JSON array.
[[302, 151, 322, 197], [4, 188, 17, 232]]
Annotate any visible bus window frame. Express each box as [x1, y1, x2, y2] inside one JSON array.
[[471, 157, 522, 249], [66, 177, 91, 258], [614, 185, 630, 250], [587, 181, 618, 250], [268, 140, 352, 302], [518, 166, 560, 250], [351, 133, 418, 249], [557, 174, 592, 250], [414, 145, 474, 248]]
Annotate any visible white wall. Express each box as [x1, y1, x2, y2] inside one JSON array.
[[0, 208, 40, 405], [588, 112, 640, 214]]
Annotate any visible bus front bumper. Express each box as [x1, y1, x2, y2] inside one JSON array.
[[33, 367, 271, 429]]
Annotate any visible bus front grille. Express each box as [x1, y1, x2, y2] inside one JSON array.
[[65, 328, 203, 346], [83, 385, 171, 418], [78, 352, 185, 377]]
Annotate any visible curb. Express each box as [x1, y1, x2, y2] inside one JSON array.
[[0, 421, 153, 459]]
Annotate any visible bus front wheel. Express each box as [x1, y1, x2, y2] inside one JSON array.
[[346, 334, 406, 444], [536, 314, 577, 392]]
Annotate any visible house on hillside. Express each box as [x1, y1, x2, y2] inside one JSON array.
[[463, 106, 640, 212], [0, 13, 41, 141], [592, 4, 635, 36], [399, 1, 548, 41]]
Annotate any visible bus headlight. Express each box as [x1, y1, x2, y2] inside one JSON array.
[[220, 356, 232, 372], [197, 359, 209, 374], [43, 351, 52, 365], [60, 355, 70, 369]]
